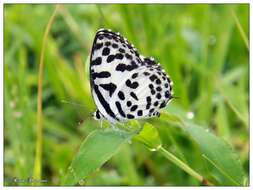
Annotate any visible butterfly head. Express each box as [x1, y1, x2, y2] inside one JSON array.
[[92, 110, 103, 120]]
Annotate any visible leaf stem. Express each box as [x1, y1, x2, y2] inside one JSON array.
[[33, 4, 60, 181], [158, 146, 214, 186]]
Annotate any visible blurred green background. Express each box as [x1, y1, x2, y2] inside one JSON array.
[[4, 4, 249, 186]]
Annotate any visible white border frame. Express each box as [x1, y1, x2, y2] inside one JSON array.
[[0, 0, 251, 189]]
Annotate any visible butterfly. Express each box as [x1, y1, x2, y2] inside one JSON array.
[[90, 28, 173, 124]]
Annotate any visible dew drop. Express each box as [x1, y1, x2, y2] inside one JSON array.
[[79, 179, 85, 185], [149, 145, 161, 152], [149, 148, 157, 152], [186, 111, 194, 119]]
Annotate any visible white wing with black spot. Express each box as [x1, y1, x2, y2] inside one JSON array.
[[90, 29, 173, 124]]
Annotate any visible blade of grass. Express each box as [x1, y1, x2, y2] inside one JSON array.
[[230, 7, 249, 50], [215, 100, 230, 140], [140, 5, 153, 51], [96, 4, 110, 28], [58, 5, 90, 51], [118, 5, 139, 48], [33, 4, 60, 181], [216, 80, 248, 127]]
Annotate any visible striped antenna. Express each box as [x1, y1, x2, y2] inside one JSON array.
[[61, 100, 91, 127], [60, 100, 87, 108]]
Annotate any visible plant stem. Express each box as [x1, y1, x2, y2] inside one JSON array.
[[33, 5, 60, 181], [158, 146, 214, 186]]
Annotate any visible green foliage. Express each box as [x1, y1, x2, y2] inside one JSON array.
[[161, 113, 245, 185], [63, 128, 137, 185], [184, 123, 245, 185], [4, 4, 248, 186], [61, 115, 245, 186]]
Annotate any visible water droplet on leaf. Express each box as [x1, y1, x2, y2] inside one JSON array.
[[149, 148, 157, 152], [186, 111, 194, 119]]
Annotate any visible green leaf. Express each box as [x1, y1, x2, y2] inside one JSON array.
[[160, 113, 245, 185], [62, 128, 136, 185], [112, 144, 142, 185], [184, 123, 245, 186], [133, 123, 161, 151]]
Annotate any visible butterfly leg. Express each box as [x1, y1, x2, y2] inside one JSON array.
[[116, 122, 131, 131], [110, 123, 118, 131], [100, 120, 103, 128]]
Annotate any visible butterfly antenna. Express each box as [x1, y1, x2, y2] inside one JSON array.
[[171, 96, 180, 100], [60, 99, 87, 108], [61, 100, 92, 127]]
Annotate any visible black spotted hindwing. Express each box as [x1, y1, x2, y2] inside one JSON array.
[[90, 29, 173, 123]]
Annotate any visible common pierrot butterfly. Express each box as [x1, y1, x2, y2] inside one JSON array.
[[90, 29, 173, 124]]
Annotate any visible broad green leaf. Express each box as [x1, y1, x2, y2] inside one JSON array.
[[62, 128, 136, 185], [184, 123, 245, 186], [160, 113, 245, 185], [133, 123, 161, 151], [112, 144, 142, 185]]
